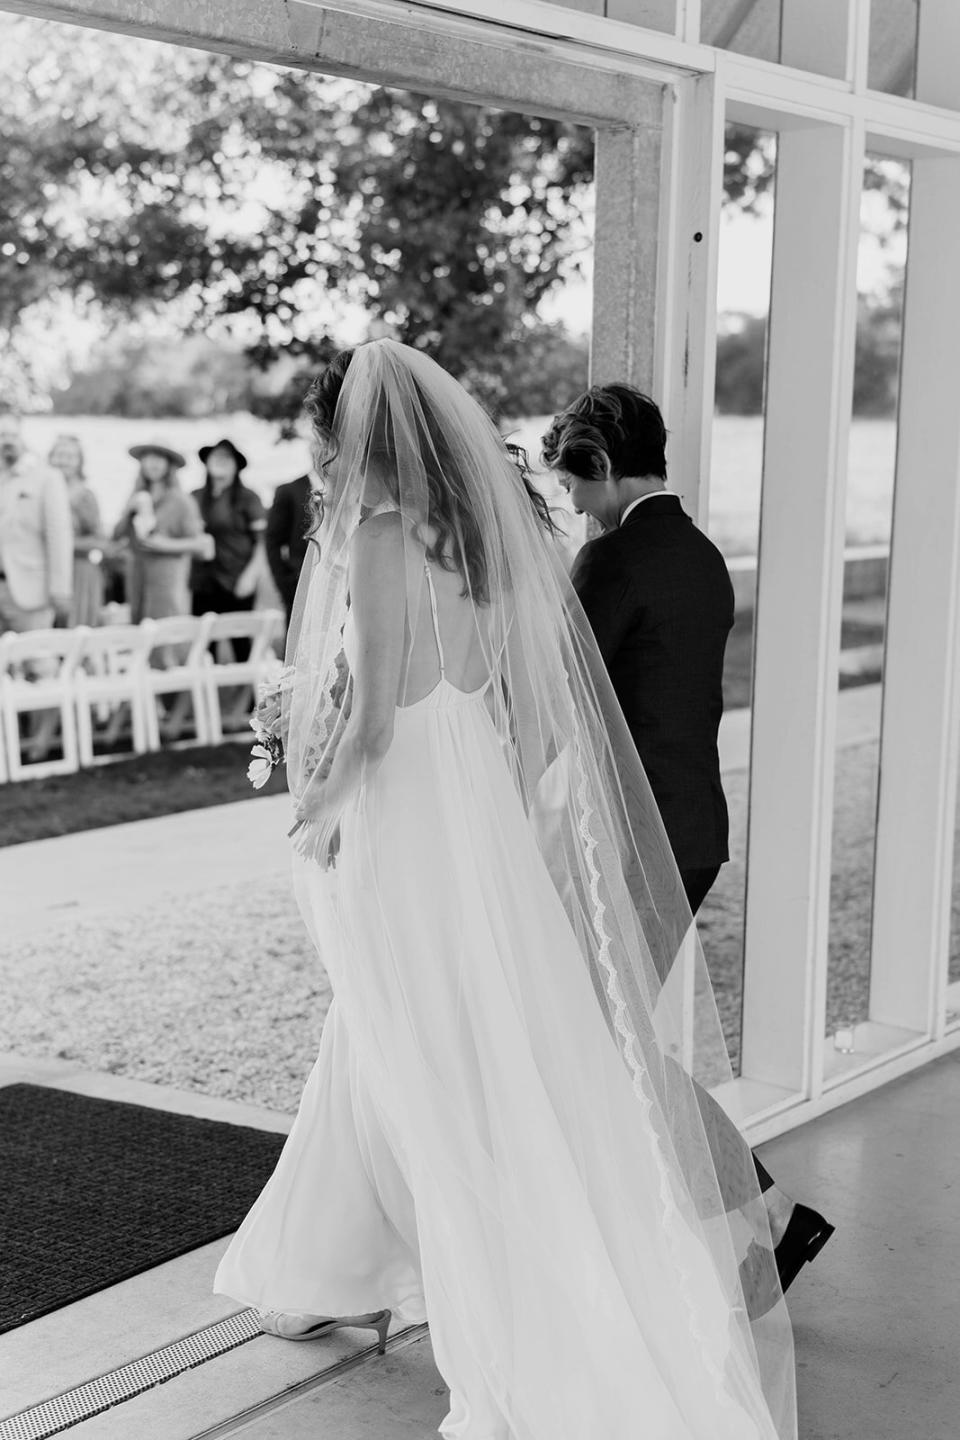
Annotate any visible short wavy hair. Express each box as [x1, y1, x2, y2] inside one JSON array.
[[541, 384, 667, 483]]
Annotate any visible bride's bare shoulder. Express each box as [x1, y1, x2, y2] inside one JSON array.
[[356, 507, 403, 539], [350, 509, 406, 592]]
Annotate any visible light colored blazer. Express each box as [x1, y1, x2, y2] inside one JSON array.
[[0, 455, 74, 611]]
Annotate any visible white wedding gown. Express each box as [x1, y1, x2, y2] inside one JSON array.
[[215, 560, 780, 1440]]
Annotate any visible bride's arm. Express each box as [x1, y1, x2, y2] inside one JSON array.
[[500, 606, 561, 804], [293, 512, 407, 835]]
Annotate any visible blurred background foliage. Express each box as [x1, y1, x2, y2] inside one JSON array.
[[718, 128, 907, 417], [0, 18, 904, 423], [0, 17, 593, 421]]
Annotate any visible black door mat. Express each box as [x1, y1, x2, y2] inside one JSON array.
[[0, 1082, 285, 1334]]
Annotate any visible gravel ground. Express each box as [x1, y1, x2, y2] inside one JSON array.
[[3, 737, 958, 1107], [702, 739, 960, 1070], [0, 874, 329, 1114], [705, 748, 882, 1065]]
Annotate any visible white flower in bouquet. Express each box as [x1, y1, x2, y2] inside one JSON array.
[[247, 744, 275, 790], [246, 661, 294, 788], [131, 491, 157, 541]]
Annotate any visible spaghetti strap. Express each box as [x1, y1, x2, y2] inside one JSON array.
[[423, 562, 446, 678]]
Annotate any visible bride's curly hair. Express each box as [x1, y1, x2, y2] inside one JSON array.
[[303, 348, 560, 604]]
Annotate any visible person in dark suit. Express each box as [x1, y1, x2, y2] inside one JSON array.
[[542, 384, 833, 1307], [265, 473, 313, 629]]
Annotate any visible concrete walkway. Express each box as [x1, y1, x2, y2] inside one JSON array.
[[0, 794, 293, 945], [0, 684, 882, 948]]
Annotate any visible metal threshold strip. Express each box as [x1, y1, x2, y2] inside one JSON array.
[[0, 1311, 426, 1440], [194, 1323, 430, 1439]]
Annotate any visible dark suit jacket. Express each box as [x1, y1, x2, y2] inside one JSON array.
[[265, 474, 312, 612], [570, 493, 734, 872]]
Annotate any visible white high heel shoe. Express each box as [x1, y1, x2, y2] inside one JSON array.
[[258, 1308, 392, 1354]]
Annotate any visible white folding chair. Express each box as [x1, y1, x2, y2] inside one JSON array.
[[203, 610, 284, 743], [0, 638, 10, 785], [143, 615, 213, 749], [101, 601, 132, 627], [74, 623, 153, 766], [0, 628, 84, 781]]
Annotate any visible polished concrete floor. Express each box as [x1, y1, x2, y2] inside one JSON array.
[[762, 1050, 960, 1440], [2, 1050, 956, 1439]]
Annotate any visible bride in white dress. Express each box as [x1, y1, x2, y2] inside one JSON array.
[[215, 340, 796, 1440]]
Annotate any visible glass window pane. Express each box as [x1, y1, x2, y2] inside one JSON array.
[[701, 123, 777, 1076], [949, 812, 960, 1024], [868, 0, 920, 98], [605, 0, 677, 34], [701, 0, 782, 64], [826, 157, 911, 1048]]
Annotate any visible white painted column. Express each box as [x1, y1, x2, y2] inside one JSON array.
[[739, 118, 862, 1097], [590, 117, 665, 396], [653, 72, 724, 525], [849, 0, 872, 91], [675, 0, 702, 45], [868, 156, 960, 1040]]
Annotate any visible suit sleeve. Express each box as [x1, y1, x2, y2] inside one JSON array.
[[43, 468, 74, 602], [570, 542, 634, 668]]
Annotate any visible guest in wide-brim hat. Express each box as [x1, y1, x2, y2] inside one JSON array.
[[198, 438, 247, 473], [128, 441, 186, 469], [114, 439, 204, 622]]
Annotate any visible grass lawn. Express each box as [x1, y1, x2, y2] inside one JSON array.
[[723, 610, 884, 710], [2, 604, 885, 848], [0, 743, 288, 848]]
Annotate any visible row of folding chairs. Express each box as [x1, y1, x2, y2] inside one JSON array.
[[0, 610, 284, 783]]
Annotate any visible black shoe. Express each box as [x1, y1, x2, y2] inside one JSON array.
[[775, 1202, 835, 1294]]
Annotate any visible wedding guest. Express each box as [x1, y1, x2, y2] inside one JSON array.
[[265, 471, 312, 629], [48, 433, 105, 628], [191, 439, 267, 660], [114, 441, 206, 622], [0, 412, 72, 633]]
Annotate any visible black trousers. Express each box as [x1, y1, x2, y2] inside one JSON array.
[[280, 588, 297, 639], [680, 863, 774, 1195], [192, 581, 256, 662]]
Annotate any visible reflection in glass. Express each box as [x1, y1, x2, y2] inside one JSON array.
[[868, 0, 920, 98], [606, 0, 677, 35], [949, 836, 960, 1012], [826, 159, 911, 1036], [700, 125, 777, 1076], [700, 0, 782, 64]]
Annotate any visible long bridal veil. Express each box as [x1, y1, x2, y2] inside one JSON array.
[[282, 339, 796, 1439]]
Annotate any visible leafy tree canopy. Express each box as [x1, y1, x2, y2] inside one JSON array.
[[0, 17, 593, 414], [724, 125, 909, 235], [0, 17, 907, 420]]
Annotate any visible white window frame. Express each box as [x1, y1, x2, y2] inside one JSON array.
[[6, 0, 960, 1143]]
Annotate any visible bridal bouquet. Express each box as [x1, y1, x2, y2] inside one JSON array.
[[248, 647, 354, 796], [247, 659, 293, 790]]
